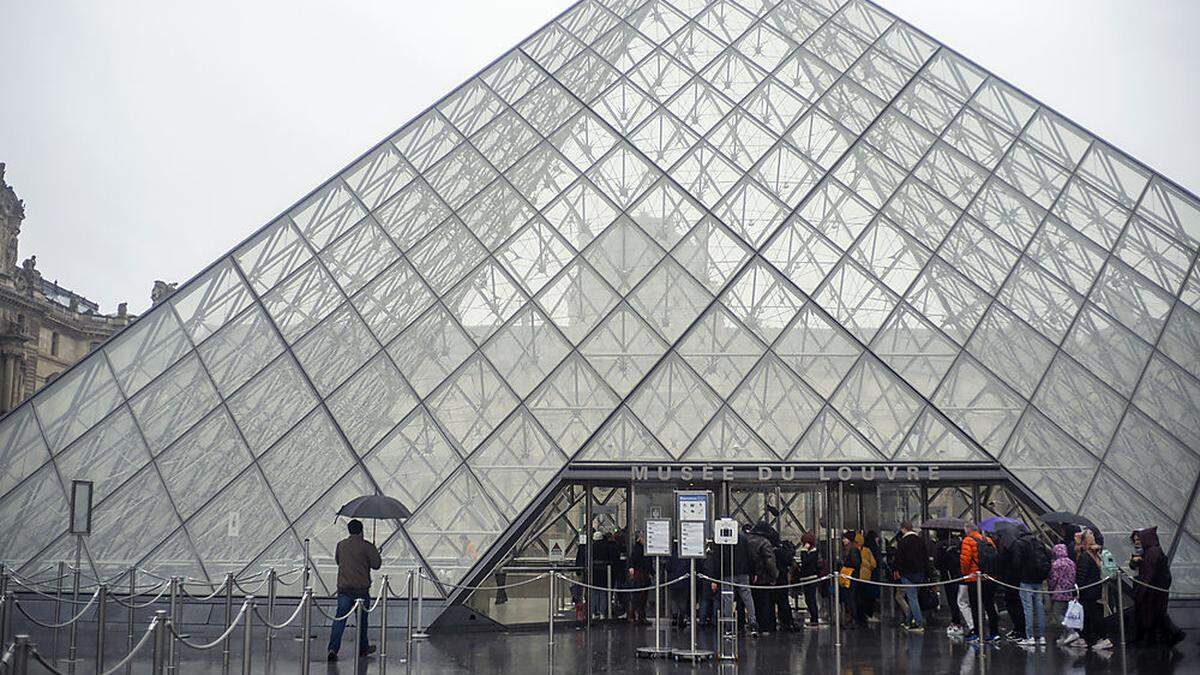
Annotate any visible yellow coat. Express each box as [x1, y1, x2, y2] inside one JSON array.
[[854, 533, 876, 580]]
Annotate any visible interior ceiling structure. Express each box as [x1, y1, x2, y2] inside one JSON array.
[[1, 0, 1199, 596]]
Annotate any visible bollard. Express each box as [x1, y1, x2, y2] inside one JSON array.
[[152, 611, 168, 675], [352, 598, 365, 673], [976, 575, 986, 675], [413, 568, 428, 639], [222, 572, 234, 669], [13, 635, 32, 675], [606, 566, 613, 620], [167, 577, 180, 674], [1116, 573, 1126, 648], [265, 568, 277, 659], [95, 584, 108, 673], [67, 559, 81, 672], [406, 569, 415, 653], [833, 569, 840, 648], [547, 573, 555, 646], [126, 567, 136, 675], [301, 539, 311, 591], [300, 588, 313, 675], [379, 575, 390, 671], [0, 592, 11, 656], [242, 596, 255, 675], [53, 561, 65, 662]]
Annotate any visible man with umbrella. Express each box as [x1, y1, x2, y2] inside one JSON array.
[[327, 518, 381, 661]]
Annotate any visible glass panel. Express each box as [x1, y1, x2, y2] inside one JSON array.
[[796, 179, 875, 250], [995, 141, 1069, 208], [708, 109, 776, 171], [426, 142, 502, 210], [871, 306, 958, 398], [156, 409, 252, 519], [515, 80, 583, 137], [458, 180, 532, 251], [365, 406, 462, 510], [849, 49, 912, 102], [226, 354, 317, 455], [630, 110, 702, 170], [469, 409, 566, 519], [763, 214, 840, 295], [683, 406, 776, 461], [628, 258, 713, 343], [392, 111, 463, 172], [104, 305, 191, 397], [1078, 142, 1150, 209], [528, 354, 620, 454], [290, 181, 365, 250], [55, 407, 150, 503], [999, 410, 1099, 513], [832, 143, 906, 209], [578, 406, 673, 461], [866, 109, 934, 171], [630, 180, 706, 255], [1114, 216, 1193, 294], [1138, 176, 1200, 249], [34, 354, 123, 453], [969, 178, 1045, 249], [938, 217, 1018, 295], [774, 303, 862, 398], [351, 259, 437, 344], [818, 80, 886, 136], [258, 410, 355, 520], [1051, 176, 1129, 250], [968, 78, 1035, 135], [814, 261, 898, 344], [806, 22, 869, 71], [292, 468, 389, 594], [629, 353, 721, 458], [998, 258, 1083, 343], [1105, 409, 1200, 523], [544, 179, 620, 251], [1021, 108, 1090, 170], [260, 259, 343, 344], [584, 217, 666, 294], [895, 77, 961, 135], [443, 261, 525, 344], [753, 141, 823, 207], [186, 468, 288, 579], [405, 467, 508, 583], [86, 467, 181, 574], [721, 260, 805, 344], [507, 144, 581, 210], [882, 179, 960, 249], [344, 141, 415, 210], [913, 142, 986, 209], [831, 357, 923, 457], [966, 304, 1055, 399], [1134, 355, 1200, 452], [407, 218, 487, 295], [233, 218, 312, 294], [170, 259, 254, 344], [1160, 305, 1200, 381], [484, 51, 546, 104], [679, 304, 766, 398], [894, 409, 988, 461], [386, 305, 475, 398], [791, 407, 885, 461], [319, 217, 400, 295], [536, 260, 620, 344], [787, 110, 854, 170], [877, 21, 937, 72], [849, 217, 930, 295], [473, 110, 542, 173], [551, 111, 619, 172], [672, 216, 752, 294], [1088, 260, 1173, 343], [1080, 468, 1177, 567], [629, 50, 692, 103], [0, 464, 68, 568], [670, 142, 742, 209], [1062, 304, 1152, 398], [484, 306, 571, 398], [197, 305, 285, 397], [580, 303, 668, 397], [1025, 215, 1106, 294], [932, 356, 1024, 456], [922, 50, 985, 101], [428, 354, 519, 454], [729, 354, 823, 457], [0, 407, 51, 499], [326, 353, 417, 456], [944, 107, 1013, 169], [292, 304, 378, 396], [1033, 355, 1126, 457]]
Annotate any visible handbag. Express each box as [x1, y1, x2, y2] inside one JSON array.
[[839, 566, 855, 588], [1062, 599, 1084, 631]]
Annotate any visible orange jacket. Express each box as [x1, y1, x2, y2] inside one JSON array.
[[960, 531, 993, 583]]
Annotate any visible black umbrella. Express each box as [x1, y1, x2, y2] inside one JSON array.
[[337, 495, 411, 544], [1040, 511, 1099, 532], [919, 517, 970, 531]]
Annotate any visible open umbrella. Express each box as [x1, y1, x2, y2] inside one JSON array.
[[979, 516, 1022, 532], [337, 495, 411, 543], [1040, 511, 1099, 532], [919, 517, 970, 531]]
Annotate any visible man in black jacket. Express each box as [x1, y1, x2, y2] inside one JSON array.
[[895, 522, 928, 631], [731, 524, 760, 635], [935, 531, 967, 634], [996, 526, 1026, 640]]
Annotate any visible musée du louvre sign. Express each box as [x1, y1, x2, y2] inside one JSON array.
[[629, 464, 947, 483]]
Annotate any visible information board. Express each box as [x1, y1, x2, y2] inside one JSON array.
[[679, 521, 707, 558], [677, 491, 709, 522], [645, 519, 671, 556]]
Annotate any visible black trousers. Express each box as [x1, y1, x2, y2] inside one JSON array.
[[803, 583, 821, 624], [943, 579, 964, 625], [753, 588, 775, 632], [772, 587, 793, 628], [1082, 600, 1107, 645], [966, 580, 999, 637], [1004, 585, 1025, 636]]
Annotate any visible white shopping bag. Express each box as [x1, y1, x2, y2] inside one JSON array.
[[1062, 599, 1084, 631]]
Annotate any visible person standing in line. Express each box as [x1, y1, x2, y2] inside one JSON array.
[[895, 522, 927, 632], [935, 531, 967, 635], [1014, 527, 1050, 647], [860, 531, 881, 621], [1073, 530, 1113, 651], [327, 519, 380, 662], [627, 530, 651, 625], [1130, 527, 1185, 646], [699, 542, 721, 626], [798, 533, 822, 627], [996, 526, 1026, 641], [746, 522, 779, 634], [731, 524, 759, 636], [855, 532, 877, 624], [840, 531, 864, 628], [960, 523, 1000, 642], [1049, 543, 1078, 646]]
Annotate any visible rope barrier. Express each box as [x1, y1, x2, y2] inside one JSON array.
[[12, 589, 100, 628], [835, 573, 972, 589], [180, 579, 229, 601], [429, 572, 550, 592], [98, 617, 159, 675], [172, 603, 249, 650], [30, 649, 68, 675], [313, 599, 360, 622], [699, 573, 834, 591], [1120, 570, 1200, 597], [252, 598, 307, 630], [233, 575, 270, 597], [558, 573, 689, 594], [6, 577, 98, 605], [109, 581, 173, 609], [983, 573, 1110, 594]]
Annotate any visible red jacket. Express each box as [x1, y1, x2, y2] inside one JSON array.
[[960, 531, 993, 583]]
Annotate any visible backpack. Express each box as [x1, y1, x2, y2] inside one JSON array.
[[1099, 548, 1119, 580], [1020, 534, 1051, 583], [975, 534, 1000, 576], [776, 540, 797, 574]]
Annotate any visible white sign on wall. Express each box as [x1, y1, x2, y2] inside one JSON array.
[[679, 521, 707, 559], [645, 519, 671, 556]]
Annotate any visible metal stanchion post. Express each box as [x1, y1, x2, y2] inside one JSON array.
[[412, 568, 428, 639], [547, 573, 555, 646], [405, 570, 415, 659], [352, 599, 364, 673], [13, 635, 31, 675], [242, 596, 255, 675], [833, 569, 841, 648], [152, 611, 168, 675], [1115, 573, 1126, 648], [53, 561, 64, 662], [95, 584, 108, 673], [379, 575, 389, 671], [222, 573, 233, 669], [0, 592, 11, 656], [126, 567, 136, 675], [301, 539, 311, 592], [636, 558, 669, 658], [976, 574, 986, 675], [265, 568, 277, 660], [67, 543, 81, 673], [606, 566, 612, 620], [167, 577, 179, 674], [300, 589, 312, 675]]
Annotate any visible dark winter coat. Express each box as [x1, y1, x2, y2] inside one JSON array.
[[995, 527, 1023, 584], [895, 531, 927, 576], [732, 535, 753, 577], [798, 534, 820, 579], [630, 541, 651, 575], [936, 536, 963, 578], [1075, 551, 1102, 603], [1132, 526, 1171, 630], [1014, 532, 1049, 584], [745, 531, 778, 582]]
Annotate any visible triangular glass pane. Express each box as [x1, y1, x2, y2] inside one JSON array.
[[672, 216, 752, 294], [630, 110, 702, 170], [871, 306, 958, 398], [587, 143, 660, 207], [365, 407, 462, 510], [584, 217, 666, 294], [528, 354, 620, 455], [258, 409, 355, 520], [629, 257, 714, 343], [762, 214, 841, 295], [906, 259, 988, 344], [796, 179, 875, 250], [713, 178, 789, 248], [319, 217, 400, 296], [721, 260, 805, 344], [630, 180, 706, 251], [197, 305, 285, 397], [226, 354, 318, 455], [938, 217, 1021, 295], [156, 409, 252, 519], [291, 467, 391, 588], [999, 410, 1099, 513], [1105, 409, 1200, 523], [965, 304, 1055, 399], [849, 216, 930, 295], [140, 528, 206, 586], [814, 261, 898, 344], [170, 259, 254, 344], [351, 258, 436, 344], [629, 354, 722, 458], [427, 354, 519, 454], [386, 305, 475, 398], [292, 304, 378, 396], [774, 304, 862, 398], [790, 407, 885, 461], [56, 407, 151, 503], [408, 217, 487, 295], [543, 179, 620, 250], [86, 466, 181, 575], [729, 355, 823, 457], [1032, 355, 1125, 457], [483, 305, 571, 399], [1062, 304, 1152, 398], [0, 407, 51, 499], [326, 353, 418, 456], [580, 303, 669, 397], [458, 179, 535, 250], [831, 357, 923, 457], [682, 406, 777, 461], [0, 463, 69, 568], [33, 353, 123, 453], [128, 352, 219, 454], [497, 217, 575, 297], [1134, 355, 1200, 455], [405, 467, 508, 583], [186, 467, 288, 579], [104, 304, 191, 397], [1080, 468, 1177, 561], [260, 258, 343, 343], [894, 408, 989, 462], [577, 406, 674, 461], [469, 409, 567, 520], [679, 304, 766, 397], [933, 356, 1024, 456], [443, 261, 525, 344], [536, 260, 620, 344]]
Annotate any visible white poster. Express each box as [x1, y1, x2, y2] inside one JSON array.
[[645, 519, 671, 556], [679, 521, 706, 559]]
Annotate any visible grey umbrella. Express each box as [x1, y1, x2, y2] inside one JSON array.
[[918, 517, 970, 531], [337, 495, 411, 544]]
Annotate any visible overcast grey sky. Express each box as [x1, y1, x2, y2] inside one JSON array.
[[1, 0, 1197, 313]]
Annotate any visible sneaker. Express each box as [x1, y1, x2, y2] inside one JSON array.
[[947, 624, 964, 636], [748, 629, 759, 637], [985, 634, 1001, 643], [1067, 636, 1088, 648], [909, 625, 925, 634], [1091, 638, 1113, 651], [327, 651, 338, 662], [1016, 637, 1037, 647], [359, 645, 377, 657], [1057, 631, 1079, 646], [1037, 637, 1047, 646]]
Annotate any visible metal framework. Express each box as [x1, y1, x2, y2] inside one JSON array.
[[1, 0, 1199, 615]]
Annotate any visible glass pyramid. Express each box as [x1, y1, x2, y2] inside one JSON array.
[[3, 0, 1200, 594]]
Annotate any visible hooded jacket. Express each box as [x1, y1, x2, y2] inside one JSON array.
[[960, 530, 993, 583], [1048, 543, 1076, 602], [1131, 526, 1172, 632], [896, 530, 927, 576], [798, 533, 820, 578]]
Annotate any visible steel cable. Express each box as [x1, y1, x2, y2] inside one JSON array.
[[98, 617, 159, 675], [171, 602, 250, 650], [12, 589, 100, 628]]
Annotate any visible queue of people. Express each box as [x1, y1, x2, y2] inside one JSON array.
[[563, 518, 1185, 653]]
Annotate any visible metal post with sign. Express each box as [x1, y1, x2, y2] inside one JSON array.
[[672, 491, 713, 663], [67, 480, 93, 673], [713, 517, 739, 661], [636, 519, 672, 659]]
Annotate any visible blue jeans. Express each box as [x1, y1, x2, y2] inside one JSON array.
[[1020, 583, 1046, 639], [901, 572, 925, 626], [327, 590, 370, 655]]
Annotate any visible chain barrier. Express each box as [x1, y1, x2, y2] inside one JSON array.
[[12, 589, 100, 629], [559, 573, 689, 594], [171, 602, 250, 650], [700, 573, 834, 591]]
